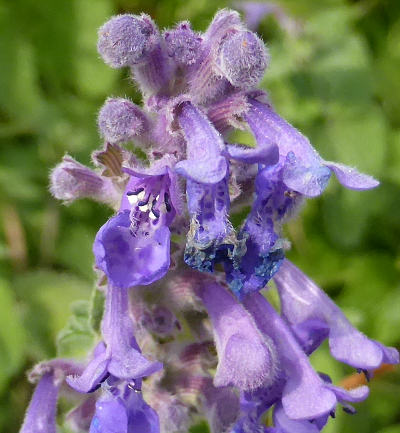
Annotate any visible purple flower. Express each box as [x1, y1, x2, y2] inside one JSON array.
[[243, 292, 369, 420], [274, 260, 399, 369], [172, 101, 236, 272], [66, 396, 97, 432], [225, 162, 302, 298], [20, 373, 59, 433], [141, 305, 180, 338], [90, 380, 159, 433], [269, 403, 325, 433], [197, 281, 277, 391], [245, 97, 379, 197], [203, 383, 240, 433], [188, 9, 243, 103], [97, 14, 158, 68], [93, 160, 178, 289], [20, 360, 82, 433], [144, 388, 190, 433], [184, 175, 234, 272], [67, 285, 162, 393], [175, 101, 227, 184]]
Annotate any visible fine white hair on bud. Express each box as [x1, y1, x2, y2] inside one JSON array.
[[97, 14, 159, 68], [97, 98, 149, 144], [218, 30, 269, 89]]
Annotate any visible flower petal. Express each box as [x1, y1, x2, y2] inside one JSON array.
[[102, 286, 163, 380], [20, 373, 59, 433], [184, 177, 234, 272], [323, 162, 379, 190], [272, 403, 321, 433], [225, 142, 279, 166], [325, 384, 369, 403], [274, 260, 399, 370], [94, 211, 170, 289], [198, 282, 277, 391], [282, 157, 331, 197], [176, 102, 227, 184], [90, 396, 128, 433], [66, 344, 110, 393], [243, 294, 337, 420]]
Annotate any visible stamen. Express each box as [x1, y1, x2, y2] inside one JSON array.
[[127, 187, 145, 196], [137, 192, 151, 207], [342, 404, 356, 415], [139, 203, 150, 212], [127, 188, 146, 205], [164, 192, 172, 212], [149, 211, 158, 220]]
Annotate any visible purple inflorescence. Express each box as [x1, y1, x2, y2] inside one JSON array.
[[22, 8, 398, 433]]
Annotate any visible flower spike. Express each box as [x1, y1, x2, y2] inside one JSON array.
[[32, 9, 397, 433]]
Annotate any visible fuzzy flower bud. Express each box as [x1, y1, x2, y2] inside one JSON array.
[[218, 30, 268, 89], [97, 14, 158, 68], [98, 98, 149, 144], [49, 156, 119, 206], [164, 22, 202, 67]]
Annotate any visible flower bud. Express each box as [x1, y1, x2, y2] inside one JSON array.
[[98, 98, 149, 144], [164, 22, 202, 66], [50, 156, 119, 205], [218, 30, 269, 90], [97, 14, 158, 68]]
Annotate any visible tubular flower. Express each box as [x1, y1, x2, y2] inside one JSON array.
[[22, 9, 398, 433]]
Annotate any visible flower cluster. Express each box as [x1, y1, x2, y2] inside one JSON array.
[[21, 9, 398, 433]]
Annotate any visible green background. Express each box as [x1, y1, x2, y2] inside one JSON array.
[[0, 0, 399, 431]]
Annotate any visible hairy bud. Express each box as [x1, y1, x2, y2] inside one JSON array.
[[164, 22, 202, 66], [98, 98, 149, 144], [97, 14, 159, 68], [218, 30, 269, 89], [50, 156, 119, 205]]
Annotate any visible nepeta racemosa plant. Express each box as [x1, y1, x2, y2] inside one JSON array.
[[21, 9, 398, 433]]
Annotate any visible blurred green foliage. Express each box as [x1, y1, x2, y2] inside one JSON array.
[[0, 0, 399, 431]]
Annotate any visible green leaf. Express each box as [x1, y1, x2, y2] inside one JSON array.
[[57, 300, 95, 359], [89, 287, 105, 334], [12, 271, 92, 359]]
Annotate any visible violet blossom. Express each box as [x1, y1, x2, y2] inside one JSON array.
[[21, 8, 398, 433]]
